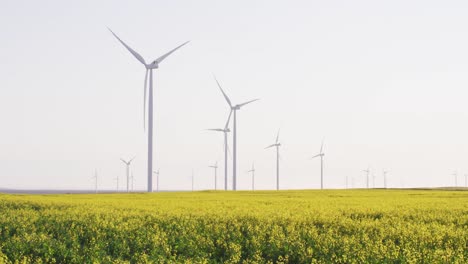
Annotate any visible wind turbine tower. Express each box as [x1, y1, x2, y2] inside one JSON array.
[[109, 29, 189, 192], [266, 129, 281, 190], [206, 112, 231, 191], [114, 176, 119, 192], [383, 170, 388, 189], [92, 169, 98, 193], [247, 163, 255, 191], [191, 170, 194, 192], [120, 157, 135, 193], [363, 168, 370, 189], [452, 171, 457, 187], [311, 141, 325, 189], [209, 162, 218, 190], [214, 76, 259, 191], [153, 170, 160, 191]]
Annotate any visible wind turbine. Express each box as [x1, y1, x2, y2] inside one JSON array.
[[153, 170, 160, 192], [109, 28, 189, 193], [311, 140, 325, 189], [452, 171, 457, 187], [114, 176, 119, 192], [363, 167, 370, 189], [247, 163, 255, 191], [120, 156, 136, 193], [130, 172, 135, 192], [266, 129, 281, 191], [206, 112, 232, 191], [209, 162, 218, 190], [383, 169, 388, 189], [92, 169, 98, 194], [214, 76, 259, 191], [191, 170, 194, 192]]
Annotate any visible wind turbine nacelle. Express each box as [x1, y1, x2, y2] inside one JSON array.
[[146, 62, 159, 69]]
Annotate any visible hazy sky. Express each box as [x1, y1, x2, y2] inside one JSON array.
[[2, 0, 468, 190]]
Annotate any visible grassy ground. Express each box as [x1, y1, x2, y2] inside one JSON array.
[[0, 189, 467, 263]]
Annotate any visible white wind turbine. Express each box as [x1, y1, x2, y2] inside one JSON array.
[[153, 170, 160, 192], [383, 169, 388, 189], [92, 169, 98, 194], [266, 130, 281, 191], [209, 162, 218, 190], [311, 140, 325, 189], [214, 76, 259, 191], [109, 28, 189, 192], [206, 111, 232, 191], [191, 170, 194, 192], [363, 167, 370, 189], [247, 163, 255, 191], [120, 156, 136, 193], [452, 171, 457, 187], [114, 176, 119, 192]]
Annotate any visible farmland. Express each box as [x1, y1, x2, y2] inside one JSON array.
[[0, 189, 467, 263]]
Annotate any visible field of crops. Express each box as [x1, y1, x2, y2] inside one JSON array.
[[0, 189, 467, 263]]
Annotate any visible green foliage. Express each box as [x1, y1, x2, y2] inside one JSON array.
[[0, 190, 467, 263]]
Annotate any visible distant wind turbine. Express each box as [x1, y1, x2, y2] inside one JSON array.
[[372, 173, 376, 188], [120, 156, 136, 193], [452, 171, 457, 187], [311, 140, 325, 189], [92, 169, 98, 194], [266, 129, 281, 190], [209, 162, 218, 190], [363, 167, 370, 189], [383, 169, 388, 189], [191, 170, 194, 192], [109, 28, 189, 192], [214, 76, 259, 191], [153, 170, 160, 192], [114, 176, 119, 192], [206, 111, 232, 191], [247, 163, 255, 191]]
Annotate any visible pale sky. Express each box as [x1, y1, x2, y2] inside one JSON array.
[[1, 0, 468, 191]]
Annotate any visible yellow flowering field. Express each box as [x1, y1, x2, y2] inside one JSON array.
[[0, 189, 467, 263]]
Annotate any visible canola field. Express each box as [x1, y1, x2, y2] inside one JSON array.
[[0, 189, 467, 263]]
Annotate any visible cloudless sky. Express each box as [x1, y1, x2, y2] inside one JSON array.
[[1, 0, 468, 191]]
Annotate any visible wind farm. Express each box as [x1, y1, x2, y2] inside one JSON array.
[[1, 1, 468, 263]]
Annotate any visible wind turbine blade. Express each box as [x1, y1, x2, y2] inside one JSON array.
[[213, 75, 233, 107], [238, 99, 260, 108], [224, 110, 232, 130], [275, 129, 280, 144], [129, 156, 136, 163], [154, 41, 190, 64], [265, 144, 276, 149], [206, 128, 224, 132], [310, 154, 320, 159], [143, 69, 148, 130], [120, 158, 127, 164], [108, 28, 146, 65]]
